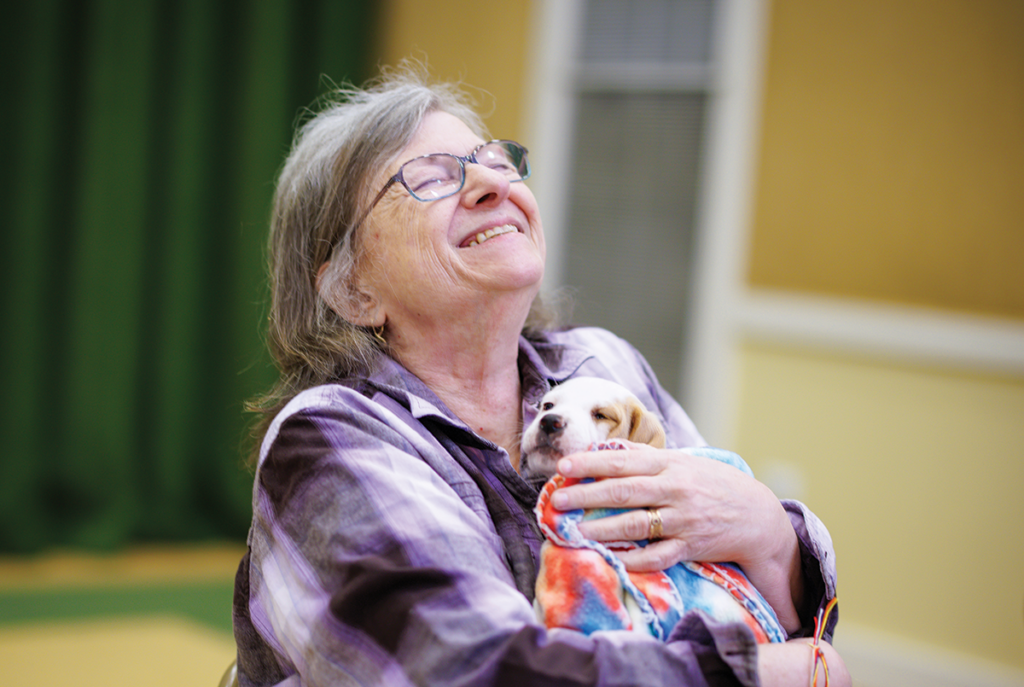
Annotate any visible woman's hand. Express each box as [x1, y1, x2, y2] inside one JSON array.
[[758, 639, 851, 687], [551, 443, 805, 633]]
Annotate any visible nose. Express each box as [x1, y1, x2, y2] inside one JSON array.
[[539, 414, 565, 436], [460, 162, 512, 208]]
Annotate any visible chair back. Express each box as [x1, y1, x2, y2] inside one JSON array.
[[218, 660, 238, 687]]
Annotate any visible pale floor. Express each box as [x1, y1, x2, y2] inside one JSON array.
[[0, 616, 237, 687], [0, 545, 244, 687], [6, 546, 1016, 687]]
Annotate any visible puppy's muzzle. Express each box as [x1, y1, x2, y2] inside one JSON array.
[[539, 413, 566, 437]]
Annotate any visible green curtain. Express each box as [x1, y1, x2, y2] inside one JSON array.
[[0, 0, 378, 553]]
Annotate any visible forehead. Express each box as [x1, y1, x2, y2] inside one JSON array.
[[545, 378, 635, 405], [398, 111, 485, 164]]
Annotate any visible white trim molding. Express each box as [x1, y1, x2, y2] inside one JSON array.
[[736, 289, 1024, 377], [683, 0, 772, 447], [524, 0, 585, 293]]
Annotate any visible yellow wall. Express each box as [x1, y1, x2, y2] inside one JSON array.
[[750, 0, 1024, 319], [741, 0, 1024, 670], [734, 343, 1024, 668], [375, 0, 532, 143]]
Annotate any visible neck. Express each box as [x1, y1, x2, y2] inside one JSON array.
[[386, 296, 532, 467]]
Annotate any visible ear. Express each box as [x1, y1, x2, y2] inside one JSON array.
[[627, 402, 666, 448], [316, 261, 385, 327]]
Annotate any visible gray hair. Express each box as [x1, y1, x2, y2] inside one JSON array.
[[248, 66, 556, 442]]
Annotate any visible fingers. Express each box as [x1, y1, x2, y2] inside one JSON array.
[[551, 446, 678, 511], [614, 539, 689, 572], [577, 510, 654, 542], [551, 473, 666, 511], [556, 444, 666, 479], [576, 511, 693, 571]]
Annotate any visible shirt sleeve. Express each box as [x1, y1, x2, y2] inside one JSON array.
[[238, 394, 756, 687], [782, 500, 839, 641]]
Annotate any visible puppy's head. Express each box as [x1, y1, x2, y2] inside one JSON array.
[[520, 377, 666, 484]]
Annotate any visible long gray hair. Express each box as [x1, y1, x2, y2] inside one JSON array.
[[247, 66, 555, 449]]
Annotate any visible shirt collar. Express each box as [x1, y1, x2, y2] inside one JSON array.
[[517, 332, 593, 404], [359, 331, 595, 435]]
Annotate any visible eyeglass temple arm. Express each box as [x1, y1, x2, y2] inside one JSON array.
[[350, 175, 400, 232]]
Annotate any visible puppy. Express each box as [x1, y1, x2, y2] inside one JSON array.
[[520, 376, 665, 485], [523, 377, 786, 643]]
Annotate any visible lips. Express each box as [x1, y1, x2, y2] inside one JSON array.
[[460, 223, 519, 248]]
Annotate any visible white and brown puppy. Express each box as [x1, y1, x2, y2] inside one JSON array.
[[520, 377, 666, 484]]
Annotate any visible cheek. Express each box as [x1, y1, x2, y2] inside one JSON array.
[[515, 188, 545, 241], [363, 205, 427, 265], [597, 419, 619, 439], [513, 183, 541, 219]]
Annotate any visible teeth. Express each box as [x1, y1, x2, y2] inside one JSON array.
[[466, 224, 516, 247]]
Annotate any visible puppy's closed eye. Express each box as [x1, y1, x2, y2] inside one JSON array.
[[602, 400, 665, 448]]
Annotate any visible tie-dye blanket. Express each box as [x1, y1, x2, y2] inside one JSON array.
[[533, 442, 786, 643]]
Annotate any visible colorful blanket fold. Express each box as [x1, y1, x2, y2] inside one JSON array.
[[533, 441, 786, 643]]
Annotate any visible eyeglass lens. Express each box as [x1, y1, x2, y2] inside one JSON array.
[[400, 141, 529, 201]]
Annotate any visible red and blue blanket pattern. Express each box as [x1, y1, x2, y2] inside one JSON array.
[[533, 442, 786, 643]]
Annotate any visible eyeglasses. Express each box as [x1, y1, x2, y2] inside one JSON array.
[[353, 140, 530, 229]]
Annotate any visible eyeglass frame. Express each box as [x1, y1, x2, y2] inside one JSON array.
[[348, 139, 531, 233]]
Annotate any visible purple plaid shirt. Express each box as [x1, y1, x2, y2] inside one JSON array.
[[233, 327, 837, 687]]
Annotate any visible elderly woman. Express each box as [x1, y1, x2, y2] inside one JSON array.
[[234, 68, 848, 687]]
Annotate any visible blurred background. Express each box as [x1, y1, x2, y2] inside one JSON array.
[[2, 1, 1022, 686]]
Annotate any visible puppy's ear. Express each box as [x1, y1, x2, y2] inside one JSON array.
[[627, 403, 666, 448]]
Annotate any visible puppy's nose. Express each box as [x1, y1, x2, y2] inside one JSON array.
[[539, 414, 565, 436]]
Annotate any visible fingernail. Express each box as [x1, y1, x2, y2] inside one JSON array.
[[552, 491, 568, 509], [557, 458, 573, 475]]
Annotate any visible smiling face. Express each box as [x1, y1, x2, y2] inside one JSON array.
[[350, 111, 546, 336]]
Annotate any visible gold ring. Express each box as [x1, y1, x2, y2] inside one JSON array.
[[647, 508, 664, 540]]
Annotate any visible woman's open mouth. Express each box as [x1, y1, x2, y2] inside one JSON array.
[[462, 224, 518, 248]]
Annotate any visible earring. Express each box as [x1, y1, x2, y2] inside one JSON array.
[[373, 325, 387, 346]]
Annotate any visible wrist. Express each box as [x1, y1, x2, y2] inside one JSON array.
[[741, 496, 804, 633]]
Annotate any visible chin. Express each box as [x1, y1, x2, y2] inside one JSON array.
[[489, 253, 545, 292]]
